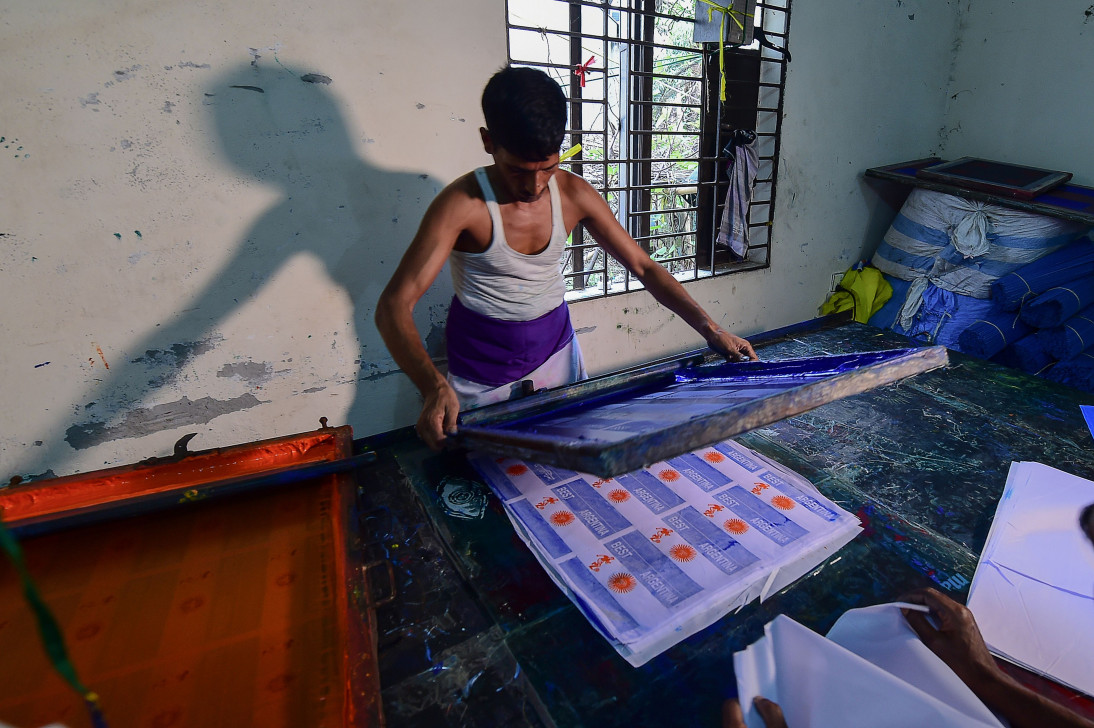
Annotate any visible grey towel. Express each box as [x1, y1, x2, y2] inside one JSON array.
[[716, 140, 758, 258]]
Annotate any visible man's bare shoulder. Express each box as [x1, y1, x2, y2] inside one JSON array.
[[556, 169, 610, 223], [555, 168, 598, 197], [432, 171, 485, 209], [414, 170, 493, 254]]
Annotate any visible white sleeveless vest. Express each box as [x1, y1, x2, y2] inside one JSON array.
[[448, 167, 568, 321]]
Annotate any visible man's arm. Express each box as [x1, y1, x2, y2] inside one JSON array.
[[375, 182, 471, 450], [564, 173, 757, 361], [903, 588, 1094, 728]]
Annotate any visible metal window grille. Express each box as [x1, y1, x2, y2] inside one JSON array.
[[505, 0, 791, 300]]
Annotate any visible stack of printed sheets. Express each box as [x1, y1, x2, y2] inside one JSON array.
[[967, 461, 1094, 697], [469, 439, 861, 666]]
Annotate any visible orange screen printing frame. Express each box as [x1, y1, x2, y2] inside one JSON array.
[[0, 425, 384, 727]]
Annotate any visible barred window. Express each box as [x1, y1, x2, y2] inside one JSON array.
[[505, 0, 791, 300]]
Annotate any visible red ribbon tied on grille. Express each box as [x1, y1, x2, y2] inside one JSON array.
[[574, 55, 595, 87]]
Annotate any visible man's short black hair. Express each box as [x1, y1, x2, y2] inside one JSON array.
[[481, 66, 566, 161]]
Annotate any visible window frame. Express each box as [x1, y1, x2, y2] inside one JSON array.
[[504, 0, 792, 301]]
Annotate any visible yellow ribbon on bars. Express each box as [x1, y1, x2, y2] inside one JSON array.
[[560, 143, 582, 162], [695, 0, 752, 101]]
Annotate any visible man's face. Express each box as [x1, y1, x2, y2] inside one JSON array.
[[481, 128, 559, 203], [494, 147, 560, 203]]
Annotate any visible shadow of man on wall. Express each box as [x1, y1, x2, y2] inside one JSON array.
[[17, 62, 443, 479]]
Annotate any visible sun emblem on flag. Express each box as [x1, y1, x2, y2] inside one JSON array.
[[703, 451, 726, 463], [550, 511, 575, 526], [669, 544, 698, 562], [771, 495, 795, 510], [506, 464, 529, 476], [607, 573, 637, 593], [724, 518, 748, 534], [658, 469, 681, 482], [608, 489, 630, 503]]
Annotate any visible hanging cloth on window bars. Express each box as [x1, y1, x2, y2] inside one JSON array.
[[716, 136, 758, 259]]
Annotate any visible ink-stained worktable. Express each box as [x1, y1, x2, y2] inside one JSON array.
[[361, 316, 1094, 727]]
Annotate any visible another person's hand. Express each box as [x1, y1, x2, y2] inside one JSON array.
[[417, 382, 461, 450], [900, 587, 1002, 693], [707, 327, 758, 362], [722, 696, 788, 728]]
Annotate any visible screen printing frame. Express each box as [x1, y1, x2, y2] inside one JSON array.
[[454, 345, 948, 477], [916, 157, 1072, 200], [0, 425, 388, 727]]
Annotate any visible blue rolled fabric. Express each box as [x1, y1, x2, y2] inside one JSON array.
[[1045, 352, 1094, 392], [889, 283, 994, 348], [1040, 308, 1094, 361], [957, 310, 1034, 359], [991, 332, 1056, 374], [1018, 276, 1094, 329], [872, 188, 1087, 298], [990, 238, 1094, 311]]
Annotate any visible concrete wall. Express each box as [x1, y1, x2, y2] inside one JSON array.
[[4, 0, 1071, 480], [941, 0, 1094, 185], [1, 0, 502, 479]]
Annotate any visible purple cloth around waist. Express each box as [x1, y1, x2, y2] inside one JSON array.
[[445, 296, 574, 387]]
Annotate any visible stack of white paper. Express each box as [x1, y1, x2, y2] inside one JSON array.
[[733, 605, 1005, 728], [967, 461, 1094, 696], [469, 439, 861, 666]]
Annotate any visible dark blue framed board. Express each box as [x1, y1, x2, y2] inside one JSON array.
[[454, 345, 948, 477], [865, 158, 1094, 225], [916, 157, 1071, 201]]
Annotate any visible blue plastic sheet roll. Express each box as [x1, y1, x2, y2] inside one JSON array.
[[1040, 308, 1094, 361], [990, 238, 1094, 312], [1046, 352, 1094, 392], [991, 332, 1056, 374], [957, 309, 1034, 359], [1018, 277, 1094, 329]]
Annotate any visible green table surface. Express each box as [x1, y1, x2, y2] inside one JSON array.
[[354, 318, 1094, 727]]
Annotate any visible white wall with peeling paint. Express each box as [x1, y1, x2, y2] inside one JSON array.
[[940, 0, 1094, 185], [1, 0, 1083, 480], [0, 0, 503, 479]]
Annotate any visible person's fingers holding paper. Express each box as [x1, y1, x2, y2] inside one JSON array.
[[900, 588, 1001, 693], [721, 697, 788, 728], [753, 697, 788, 728], [721, 698, 746, 728]]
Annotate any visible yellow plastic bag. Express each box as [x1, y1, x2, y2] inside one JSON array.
[[821, 266, 893, 324]]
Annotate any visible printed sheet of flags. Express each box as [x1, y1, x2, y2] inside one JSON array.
[[469, 439, 862, 666]]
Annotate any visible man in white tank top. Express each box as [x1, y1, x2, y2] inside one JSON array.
[[376, 67, 756, 450]]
